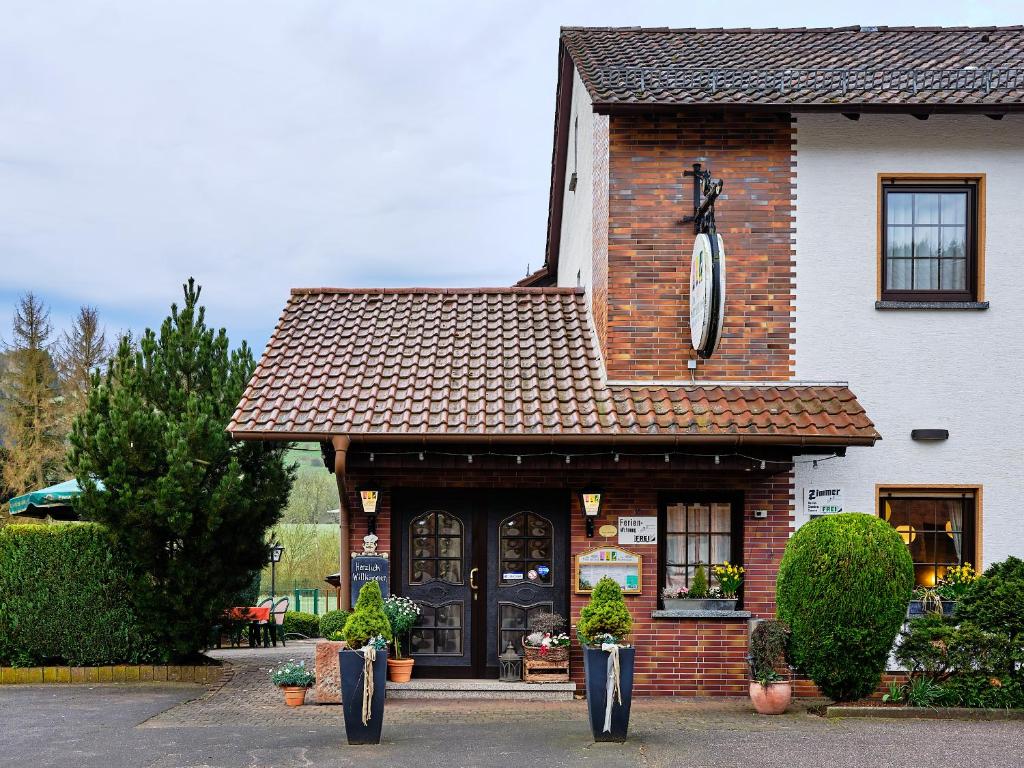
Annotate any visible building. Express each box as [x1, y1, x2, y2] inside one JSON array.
[[230, 25, 1024, 695]]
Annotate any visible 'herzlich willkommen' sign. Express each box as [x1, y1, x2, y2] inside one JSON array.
[[350, 555, 389, 607]]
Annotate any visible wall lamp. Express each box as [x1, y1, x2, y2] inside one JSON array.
[[579, 488, 604, 538], [358, 487, 381, 535], [911, 429, 949, 441]]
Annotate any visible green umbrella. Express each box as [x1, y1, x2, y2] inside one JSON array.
[[7, 478, 103, 518]]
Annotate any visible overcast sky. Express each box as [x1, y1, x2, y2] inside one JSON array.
[[2, 1, 1020, 353]]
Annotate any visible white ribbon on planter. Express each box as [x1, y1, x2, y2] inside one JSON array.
[[361, 645, 376, 725], [601, 642, 622, 733]]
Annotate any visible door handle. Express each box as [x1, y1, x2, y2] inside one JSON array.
[[469, 567, 479, 600]]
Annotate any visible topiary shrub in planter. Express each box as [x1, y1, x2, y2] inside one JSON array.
[[339, 582, 391, 745], [282, 611, 320, 639], [776, 512, 913, 702], [577, 577, 635, 743]]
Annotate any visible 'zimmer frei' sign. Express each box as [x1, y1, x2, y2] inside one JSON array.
[[618, 516, 658, 545], [805, 487, 844, 518]]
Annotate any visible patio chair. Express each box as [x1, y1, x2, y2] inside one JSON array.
[[272, 597, 290, 647], [255, 598, 274, 647]]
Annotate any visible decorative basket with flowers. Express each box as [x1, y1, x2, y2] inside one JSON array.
[[522, 611, 571, 662]]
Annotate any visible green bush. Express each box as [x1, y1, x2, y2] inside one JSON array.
[[282, 611, 320, 638], [956, 556, 1024, 646], [342, 581, 392, 649], [689, 564, 709, 599], [577, 577, 633, 646], [0, 523, 152, 666], [318, 609, 350, 640], [776, 513, 913, 701]]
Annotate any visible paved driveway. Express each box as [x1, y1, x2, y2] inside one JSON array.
[[2, 642, 1022, 768]]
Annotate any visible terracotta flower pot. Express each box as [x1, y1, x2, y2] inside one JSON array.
[[282, 686, 308, 707], [387, 657, 415, 683], [749, 680, 791, 715]]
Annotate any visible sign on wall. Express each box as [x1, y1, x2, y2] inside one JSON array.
[[617, 516, 658, 545], [351, 555, 390, 608], [575, 547, 642, 594], [805, 487, 844, 519], [689, 233, 727, 359]]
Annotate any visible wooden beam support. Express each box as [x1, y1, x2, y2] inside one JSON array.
[[842, 112, 860, 121], [912, 114, 929, 120], [986, 114, 1004, 120]]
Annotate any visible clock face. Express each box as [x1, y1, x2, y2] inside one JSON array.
[[689, 233, 726, 358]]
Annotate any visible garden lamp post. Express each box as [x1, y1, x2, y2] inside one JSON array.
[[270, 542, 285, 599]]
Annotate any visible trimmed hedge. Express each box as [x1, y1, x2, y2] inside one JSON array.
[[282, 611, 320, 638], [0, 523, 152, 666], [777, 513, 913, 701], [319, 609, 350, 640]]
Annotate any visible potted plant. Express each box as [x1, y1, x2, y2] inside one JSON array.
[[908, 563, 977, 616], [270, 659, 316, 707], [661, 562, 743, 611], [522, 611, 570, 662], [747, 619, 792, 715], [383, 595, 421, 683], [339, 581, 393, 745], [576, 577, 635, 743]]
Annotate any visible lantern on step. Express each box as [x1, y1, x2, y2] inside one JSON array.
[[499, 641, 523, 682]]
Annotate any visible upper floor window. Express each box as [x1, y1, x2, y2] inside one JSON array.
[[880, 179, 980, 303]]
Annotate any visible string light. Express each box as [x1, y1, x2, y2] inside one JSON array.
[[516, 455, 522, 465], [565, 455, 571, 464], [369, 452, 374, 462], [714, 455, 720, 465], [664, 453, 670, 463], [418, 452, 424, 461], [760, 460, 766, 470], [467, 454, 473, 464], [614, 453, 620, 462]]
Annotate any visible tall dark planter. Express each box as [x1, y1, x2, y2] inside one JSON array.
[[582, 645, 635, 743], [339, 648, 388, 745]]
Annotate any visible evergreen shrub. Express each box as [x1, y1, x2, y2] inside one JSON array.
[[282, 611, 320, 638], [318, 609, 350, 640], [776, 512, 913, 701], [342, 582, 392, 649], [577, 577, 633, 646], [0, 523, 151, 666]]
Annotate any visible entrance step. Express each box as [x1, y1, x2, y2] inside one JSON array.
[[386, 678, 576, 701]]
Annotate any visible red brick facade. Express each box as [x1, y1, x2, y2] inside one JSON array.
[[599, 111, 795, 382], [339, 452, 793, 696]]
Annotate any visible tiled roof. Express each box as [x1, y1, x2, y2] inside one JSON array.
[[230, 288, 878, 445], [562, 26, 1024, 107]]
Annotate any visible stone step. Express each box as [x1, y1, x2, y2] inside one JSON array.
[[385, 678, 576, 701]]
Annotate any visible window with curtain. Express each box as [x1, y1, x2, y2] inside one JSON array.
[[878, 491, 976, 587], [881, 182, 978, 302], [660, 499, 742, 593]]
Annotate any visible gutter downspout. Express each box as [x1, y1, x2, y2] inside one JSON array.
[[332, 435, 352, 610]]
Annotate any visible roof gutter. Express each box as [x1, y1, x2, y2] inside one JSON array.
[[592, 101, 1024, 116], [228, 430, 878, 448]]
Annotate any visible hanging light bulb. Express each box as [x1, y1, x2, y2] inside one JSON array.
[[418, 452, 424, 461], [614, 453, 620, 463], [812, 460, 818, 469], [516, 455, 522, 465], [467, 454, 473, 464], [714, 455, 720, 465], [760, 460, 766, 470], [565, 455, 571, 464], [664, 453, 670, 463], [369, 453, 375, 462]]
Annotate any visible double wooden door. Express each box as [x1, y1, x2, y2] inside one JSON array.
[[395, 490, 568, 678]]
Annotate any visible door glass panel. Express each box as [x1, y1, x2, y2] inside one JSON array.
[[499, 511, 553, 584], [498, 602, 553, 654], [411, 601, 463, 656], [408, 510, 464, 584]]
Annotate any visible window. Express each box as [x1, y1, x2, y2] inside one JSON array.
[[659, 497, 743, 595], [409, 510, 463, 585], [880, 179, 980, 303], [879, 490, 977, 588], [499, 511, 553, 585], [410, 601, 463, 655]]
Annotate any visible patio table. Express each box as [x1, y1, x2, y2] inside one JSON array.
[[221, 606, 273, 648]]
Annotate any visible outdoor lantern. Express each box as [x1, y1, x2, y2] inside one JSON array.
[[499, 641, 523, 682], [269, 542, 285, 599], [359, 487, 381, 535], [579, 488, 604, 538]]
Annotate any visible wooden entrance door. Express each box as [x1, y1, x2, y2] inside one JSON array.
[[395, 490, 569, 678]]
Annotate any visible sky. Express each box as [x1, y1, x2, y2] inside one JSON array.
[[1, 0, 1021, 354]]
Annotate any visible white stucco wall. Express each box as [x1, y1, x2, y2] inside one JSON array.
[[555, 70, 594, 288], [793, 113, 1024, 567]]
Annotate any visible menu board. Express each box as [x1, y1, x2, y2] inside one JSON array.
[[351, 555, 390, 608], [574, 547, 642, 595]]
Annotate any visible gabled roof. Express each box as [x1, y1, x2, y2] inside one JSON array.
[[562, 25, 1024, 109], [230, 288, 879, 446]]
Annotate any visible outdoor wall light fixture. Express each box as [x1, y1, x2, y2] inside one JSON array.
[[911, 429, 949, 441], [579, 488, 604, 538], [359, 488, 381, 535], [269, 542, 285, 599]]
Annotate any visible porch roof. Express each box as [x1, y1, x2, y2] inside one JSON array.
[[229, 288, 879, 447]]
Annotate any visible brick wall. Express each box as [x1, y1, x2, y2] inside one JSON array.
[[603, 111, 795, 381], [339, 452, 794, 696]]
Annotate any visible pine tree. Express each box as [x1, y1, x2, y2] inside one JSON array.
[[0, 292, 65, 495], [68, 279, 294, 661], [56, 306, 110, 425]]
